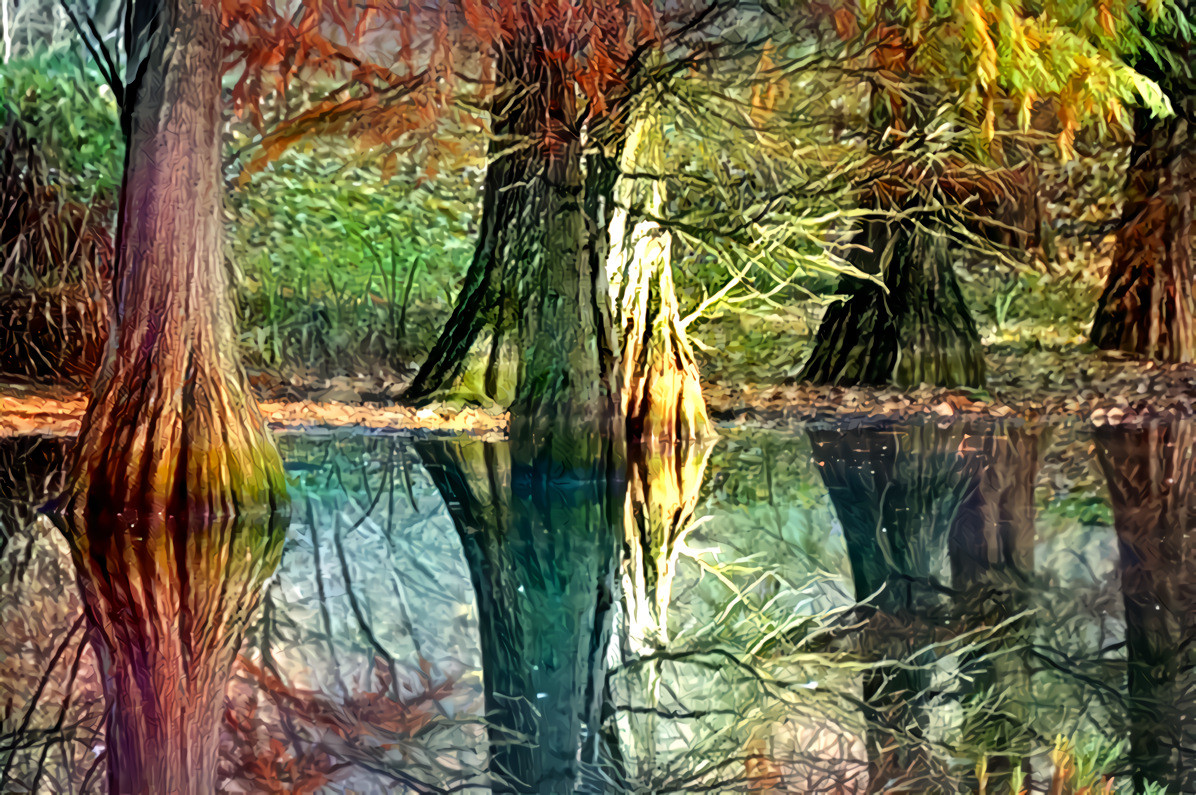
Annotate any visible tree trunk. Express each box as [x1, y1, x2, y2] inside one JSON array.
[[800, 214, 985, 388], [403, 34, 606, 443], [605, 117, 713, 444], [406, 61, 712, 445], [1095, 422, 1196, 794], [809, 423, 985, 791], [417, 435, 623, 793], [1090, 109, 1195, 362], [51, 0, 290, 789]]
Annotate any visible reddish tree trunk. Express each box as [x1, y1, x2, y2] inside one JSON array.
[[1091, 110, 1195, 361], [55, 0, 289, 791]]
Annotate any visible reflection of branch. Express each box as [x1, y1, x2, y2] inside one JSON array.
[[333, 509, 400, 701], [227, 657, 466, 794], [0, 613, 84, 790], [305, 498, 348, 699], [29, 623, 89, 794]]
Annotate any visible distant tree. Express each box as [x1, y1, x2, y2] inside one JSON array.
[[1090, 0, 1195, 361], [799, 0, 1173, 387]]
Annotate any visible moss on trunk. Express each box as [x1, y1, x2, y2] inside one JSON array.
[[403, 32, 606, 444], [407, 84, 712, 445]]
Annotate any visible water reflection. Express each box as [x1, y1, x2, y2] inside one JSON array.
[[1097, 423, 1196, 794], [6, 419, 1196, 791], [418, 437, 623, 793], [810, 423, 982, 791], [51, 461, 287, 793]]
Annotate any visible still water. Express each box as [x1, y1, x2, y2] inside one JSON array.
[[0, 419, 1191, 793]]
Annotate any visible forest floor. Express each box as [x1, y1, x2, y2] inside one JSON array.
[[3, 340, 1196, 437]]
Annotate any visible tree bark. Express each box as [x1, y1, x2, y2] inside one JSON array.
[[800, 214, 985, 388], [403, 31, 606, 444], [51, 0, 290, 789], [1090, 108, 1195, 362], [65, 0, 285, 516], [417, 436, 623, 793], [1095, 422, 1196, 794], [406, 56, 712, 445], [605, 117, 713, 444]]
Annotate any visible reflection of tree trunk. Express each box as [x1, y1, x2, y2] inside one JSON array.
[[622, 440, 713, 654], [1090, 107, 1195, 362], [801, 215, 985, 388], [417, 437, 623, 793], [54, 500, 287, 794], [1095, 422, 1196, 794], [617, 440, 712, 783], [949, 427, 1041, 792], [809, 423, 985, 791]]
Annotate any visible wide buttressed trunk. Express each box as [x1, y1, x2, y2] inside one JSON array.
[[66, 0, 284, 515], [1090, 108, 1195, 362], [605, 115, 713, 444], [1095, 421, 1196, 793], [417, 434, 624, 793], [54, 0, 289, 789], [403, 34, 606, 444], [800, 211, 985, 389]]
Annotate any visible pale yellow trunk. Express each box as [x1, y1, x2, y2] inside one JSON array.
[[606, 115, 713, 444]]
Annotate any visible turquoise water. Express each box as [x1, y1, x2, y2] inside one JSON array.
[[0, 419, 1190, 793]]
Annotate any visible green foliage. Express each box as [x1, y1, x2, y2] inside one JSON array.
[[847, 0, 1177, 152], [0, 48, 122, 203], [226, 142, 480, 373]]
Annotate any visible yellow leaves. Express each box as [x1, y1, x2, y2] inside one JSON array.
[[1017, 89, 1037, 130], [965, 0, 999, 89], [981, 90, 996, 141], [1098, 3, 1116, 35], [748, 45, 791, 123], [1057, 99, 1078, 161]]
